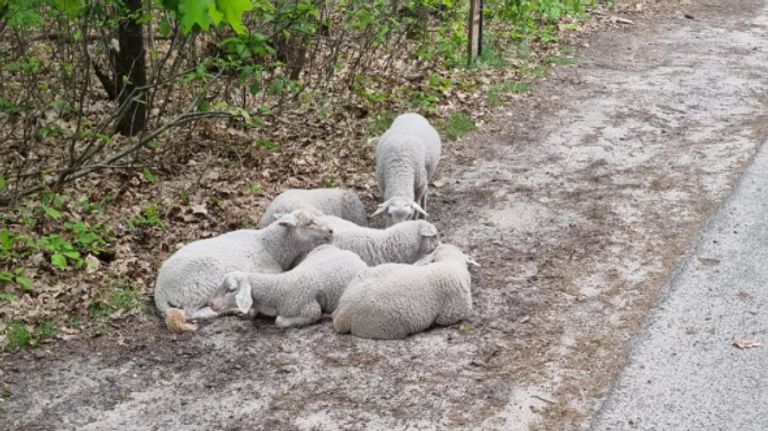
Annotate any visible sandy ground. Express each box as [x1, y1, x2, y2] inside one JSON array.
[[3, 1, 768, 430]]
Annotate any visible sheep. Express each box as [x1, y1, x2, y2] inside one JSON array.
[[154, 210, 334, 332], [332, 243, 478, 339], [318, 215, 440, 266], [371, 113, 442, 225], [207, 245, 368, 328], [258, 188, 367, 228]]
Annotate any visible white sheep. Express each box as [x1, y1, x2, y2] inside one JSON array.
[[154, 210, 333, 332], [258, 188, 367, 228], [207, 245, 367, 327], [318, 215, 440, 266], [332, 244, 478, 339], [371, 113, 442, 224]]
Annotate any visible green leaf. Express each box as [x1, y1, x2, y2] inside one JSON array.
[[62, 251, 81, 259], [0, 271, 14, 282], [178, 0, 215, 33], [55, 0, 85, 18], [143, 168, 159, 184], [217, 0, 254, 34], [42, 205, 63, 220], [197, 99, 211, 112], [0, 175, 5, 191], [15, 276, 34, 291], [51, 254, 68, 270], [0, 292, 17, 302]]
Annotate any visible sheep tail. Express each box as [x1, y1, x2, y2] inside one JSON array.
[[165, 308, 198, 333], [332, 311, 352, 334]]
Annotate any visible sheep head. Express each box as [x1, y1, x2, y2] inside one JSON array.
[[369, 196, 428, 225], [425, 243, 480, 267], [208, 271, 253, 315], [274, 209, 334, 243]]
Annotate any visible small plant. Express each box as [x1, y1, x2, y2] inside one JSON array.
[[142, 168, 159, 184], [442, 112, 476, 140], [256, 139, 280, 150], [249, 183, 261, 196], [37, 234, 82, 270], [0, 269, 34, 291], [179, 187, 190, 205], [64, 221, 112, 256], [127, 205, 165, 230]]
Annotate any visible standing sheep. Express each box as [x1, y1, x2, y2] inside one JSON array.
[[258, 188, 367, 228], [319, 215, 440, 266], [332, 244, 477, 339], [371, 113, 442, 225], [154, 210, 333, 332], [207, 245, 367, 328]]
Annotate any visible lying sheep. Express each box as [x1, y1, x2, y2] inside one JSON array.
[[319, 215, 440, 266], [258, 188, 367, 228], [154, 210, 333, 332], [332, 244, 477, 339], [207, 245, 367, 328], [371, 113, 442, 225]]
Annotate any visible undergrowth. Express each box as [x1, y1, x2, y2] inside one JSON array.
[[0, 0, 612, 351]]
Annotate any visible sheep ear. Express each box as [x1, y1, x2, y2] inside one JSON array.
[[235, 279, 253, 314], [272, 212, 285, 221], [419, 224, 438, 237], [277, 213, 298, 228], [466, 255, 481, 267], [369, 204, 387, 218], [411, 201, 428, 217]]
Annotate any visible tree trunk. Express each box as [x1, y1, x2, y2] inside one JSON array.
[[115, 0, 147, 136], [467, 0, 482, 64]]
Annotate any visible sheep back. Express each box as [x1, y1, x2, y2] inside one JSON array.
[[333, 250, 472, 339], [258, 188, 367, 228]]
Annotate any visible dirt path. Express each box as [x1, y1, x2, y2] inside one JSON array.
[[4, 1, 768, 430]]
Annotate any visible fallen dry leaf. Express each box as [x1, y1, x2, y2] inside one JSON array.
[[431, 179, 446, 188], [697, 256, 720, 266], [190, 204, 208, 215], [732, 337, 761, 349]]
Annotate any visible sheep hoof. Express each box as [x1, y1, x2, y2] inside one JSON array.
[[165, 308, 198, 333], [332, 313, 351, 334]]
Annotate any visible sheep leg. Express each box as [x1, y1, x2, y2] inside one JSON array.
[[186, 306, 219, 320], [258, 305, 278, 316], [415, 185, 428, 219], [275, 302, 322, 328]]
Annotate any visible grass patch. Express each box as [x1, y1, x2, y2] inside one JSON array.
[[88, 281, 143, 319], [503, 81, 533, 94], [546, 56, 577, 65], [442, 112, 476, 140], [4, 320, 57, 351], [487, 80, 534, 107], [520, 64, 548, 79], [371, 112, 395, 135]]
